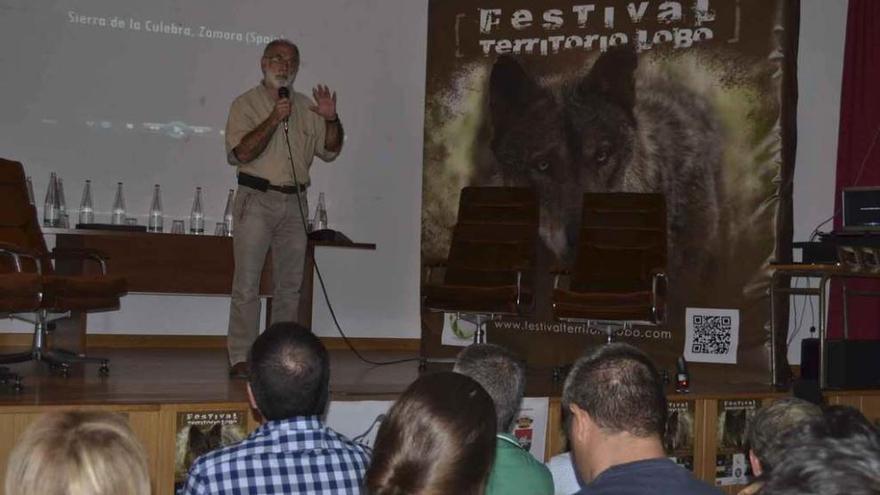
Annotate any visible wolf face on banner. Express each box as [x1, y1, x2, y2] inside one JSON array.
[[488, 48, 724, 281]]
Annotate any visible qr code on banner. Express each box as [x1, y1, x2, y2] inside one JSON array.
[[691, 315, 733, 355], [684, 308, 740, 364]]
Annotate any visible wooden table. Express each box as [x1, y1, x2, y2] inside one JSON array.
[[46, 228, 375, 351], [770, 263, 880, 388]]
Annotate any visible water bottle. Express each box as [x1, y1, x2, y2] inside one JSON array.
[[111, 182, 126, 225], [190, 187, 204, 234], [25, 176, 35, 205], [222, 189, 234, 236], [56, 177, 68, 228], [314, 192, 328, 230], [79, 180, 94, 224], [43, 172, 59, 227], [148, 184, 164, 233]]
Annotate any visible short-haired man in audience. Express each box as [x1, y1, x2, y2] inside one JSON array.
[[454, 343, 554, 495], [821, 404, 880, 447], [181, 322, 369, 494], [736, 397, 822, 494], [758, 408, 880, 495], [562, 343, 721, 495]]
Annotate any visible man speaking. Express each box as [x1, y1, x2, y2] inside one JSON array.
[[224, 39, 343, 378]]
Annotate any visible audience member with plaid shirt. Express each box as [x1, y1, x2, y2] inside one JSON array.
[[181, 322, 369, 494]]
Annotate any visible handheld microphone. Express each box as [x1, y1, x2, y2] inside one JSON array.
[[278, 86, 290, 132]]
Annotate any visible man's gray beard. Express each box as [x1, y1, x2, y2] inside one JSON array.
[[276, 76, 292, 88], [265, 74, 293, 90]]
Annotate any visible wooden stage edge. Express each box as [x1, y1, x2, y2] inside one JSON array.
[[0, 332, 421, 351], [0, 346, 424, 495]]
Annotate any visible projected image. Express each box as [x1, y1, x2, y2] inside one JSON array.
[[0, 1, 296, 220]]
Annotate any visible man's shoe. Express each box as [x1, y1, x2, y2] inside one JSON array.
[[229, 362, 250, 379]]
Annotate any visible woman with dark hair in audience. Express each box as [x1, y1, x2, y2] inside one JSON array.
[[364, 371, 497, 495]]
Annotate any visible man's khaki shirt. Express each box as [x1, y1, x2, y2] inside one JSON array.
[[225, 84, 339, 186]]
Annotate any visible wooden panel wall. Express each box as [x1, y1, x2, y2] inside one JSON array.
[[545, 391, 880, 493], [0, 391, 877, 494], [0, 403, 251, 495]]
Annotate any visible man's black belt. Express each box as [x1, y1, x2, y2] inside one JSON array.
[[238, 172, 306, 194]]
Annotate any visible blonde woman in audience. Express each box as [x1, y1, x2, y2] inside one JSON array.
[[5, 410, 150, 495], [364, 371, 497, 495]]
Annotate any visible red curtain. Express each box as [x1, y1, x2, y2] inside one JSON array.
[[828, 0, 880, 339]]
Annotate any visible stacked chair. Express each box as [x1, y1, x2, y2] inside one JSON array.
[[552, 192, 668, 341], [0, 158, 127, 379], [423, 187, 539, 343]]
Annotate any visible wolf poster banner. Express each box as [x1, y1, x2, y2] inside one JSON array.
[[421, 0, 798, 383]]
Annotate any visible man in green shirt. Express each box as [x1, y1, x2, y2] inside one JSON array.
[[454, 344, 554, 495]]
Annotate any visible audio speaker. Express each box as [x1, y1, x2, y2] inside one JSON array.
[[800, 337, 819, 380], [826, 340, 880, 389]]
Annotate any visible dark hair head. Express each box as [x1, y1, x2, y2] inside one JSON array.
[[248, 322, 329, 420], [822, 405, 880, 445], [745, 397, 823, 472], [757, 417, 880, 495], [453, 343, 526, 432], [561, 343, 665, 437], [365, 372, 497, 495]]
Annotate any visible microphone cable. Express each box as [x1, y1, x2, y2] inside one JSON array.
[[277, 95, 419, 367], [352, 413, 386, 448]]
